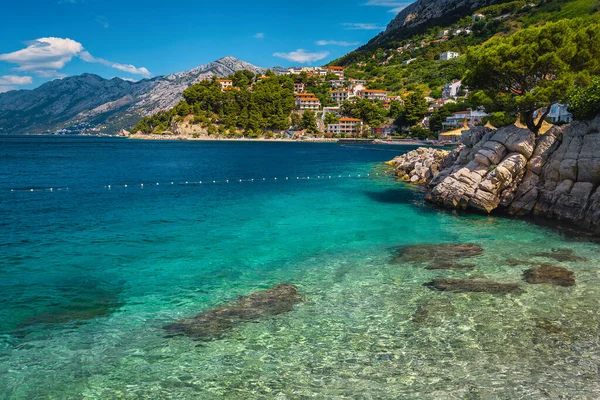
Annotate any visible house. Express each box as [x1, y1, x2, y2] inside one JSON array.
[[387, 95, 404, 105], [442, 110, 489, 130], [294, 83, 305, 92], [540, 104, 574, 124], [295, 93, 321, 110], [438, 29, 450, 38], [428, 98, 456, 113], [402, 58, 417, 65], [349, 79, 367, 86], [440, 51, 460, 61], [330, 89, 353, 104], [328, 66, 345, 79], [357, 89, 388, 101], [328, 118, 363, 136], [216, 79, 233, 90], [472, 13, 486, 21], [442, 80, 462, 99], [330, 79, 347, 88], [453, 28, 472, 36]]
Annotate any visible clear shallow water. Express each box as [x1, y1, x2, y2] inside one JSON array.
[[1, 136, 599, 399]]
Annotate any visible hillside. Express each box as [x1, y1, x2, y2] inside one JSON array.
[[0, 56, 265, 135], [331, 0, 600, 101]]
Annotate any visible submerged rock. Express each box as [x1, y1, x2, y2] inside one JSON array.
[[534, 248, 588, 262], [164, 284, 304, 340], [391, 243, 483, 264], [523, 265, 575, 287], [425, 278, 523, 294]]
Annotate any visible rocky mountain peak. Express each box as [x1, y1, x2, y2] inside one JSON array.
[[386, 0, 502, 32]]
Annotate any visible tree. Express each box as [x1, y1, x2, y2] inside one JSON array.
[[403, 91, 429, 127], [301, 110, 319, 134], [324, 112, 340, 126], [464, 19, 600, 134]]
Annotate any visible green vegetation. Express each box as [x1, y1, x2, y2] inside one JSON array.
[[464, 18, 600, 133], [568, 76, 600, 120], [133, 74, 296, 135]]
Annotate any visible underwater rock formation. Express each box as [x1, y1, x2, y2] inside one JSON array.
[[425, 278, 524, 294], [391, 243, 483, 264], [523, 265, 576, 287], [164, 284, 304, 340]]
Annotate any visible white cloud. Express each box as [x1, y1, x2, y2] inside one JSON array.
[[342, 23, 386, 30], [254, 33, 265, 39], [273, 49, 330, 64], [0, 37, 151, 78], [0, 75, 33, 93], [364, 0, 410, 13], [0, 75, 33, 85], [316, 40, 361, 46]]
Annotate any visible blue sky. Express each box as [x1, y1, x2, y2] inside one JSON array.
[[0, 0, 411, 92]]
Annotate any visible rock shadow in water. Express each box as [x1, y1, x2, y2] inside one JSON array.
[[164, 284, 305, 341], [424, 278, 524, 294]]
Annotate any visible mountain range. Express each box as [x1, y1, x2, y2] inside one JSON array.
[[0, 56, 265, 134]]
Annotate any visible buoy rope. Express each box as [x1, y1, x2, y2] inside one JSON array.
[[6, 172, 392, 193]]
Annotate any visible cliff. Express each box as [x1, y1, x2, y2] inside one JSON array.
[[390, 116, 600, 234]]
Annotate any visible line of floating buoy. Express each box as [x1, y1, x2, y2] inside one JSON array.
[[7, 172, 387, 193]]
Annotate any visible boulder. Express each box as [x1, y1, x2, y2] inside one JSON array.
[[523, 265, 575, 287], [164, 284, 304, 340], [424, 278, 524, 294]]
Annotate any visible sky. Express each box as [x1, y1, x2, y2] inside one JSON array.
[[0, 0, 412, 93]]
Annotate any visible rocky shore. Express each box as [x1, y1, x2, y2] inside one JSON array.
[[388, 116, 600, 234]]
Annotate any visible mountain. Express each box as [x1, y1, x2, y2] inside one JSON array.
[[0, 56, 265, 134], [386, 0, 502, 32]]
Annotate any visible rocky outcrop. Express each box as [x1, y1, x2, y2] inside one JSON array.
[[422, 116, 600, 234], [387, 147, 460, 184]]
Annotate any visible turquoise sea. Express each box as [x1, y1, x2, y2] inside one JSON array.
[[1, 136, 600, 399]]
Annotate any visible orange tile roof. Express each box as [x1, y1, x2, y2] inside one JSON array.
[[362, 90, 387, 93], [340, 118, 361, 122], [216, 79, 232, 83]]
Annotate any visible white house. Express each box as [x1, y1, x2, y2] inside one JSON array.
[[216, 79, 233, 90], [402, 58, 417, 65], [440, 51, 460, 61], [536, 104, 574, 124], [442, 80, 462, 99], [330, 89, 353, 104], [357, 90, 388, 101], [472, 13, 486, 21], [442, 110, 489, 130]]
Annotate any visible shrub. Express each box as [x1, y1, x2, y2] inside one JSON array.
[[568, 77, 600, 120]]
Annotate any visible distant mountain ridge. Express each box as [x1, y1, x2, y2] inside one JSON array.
[[0, 56, 265, 134]]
